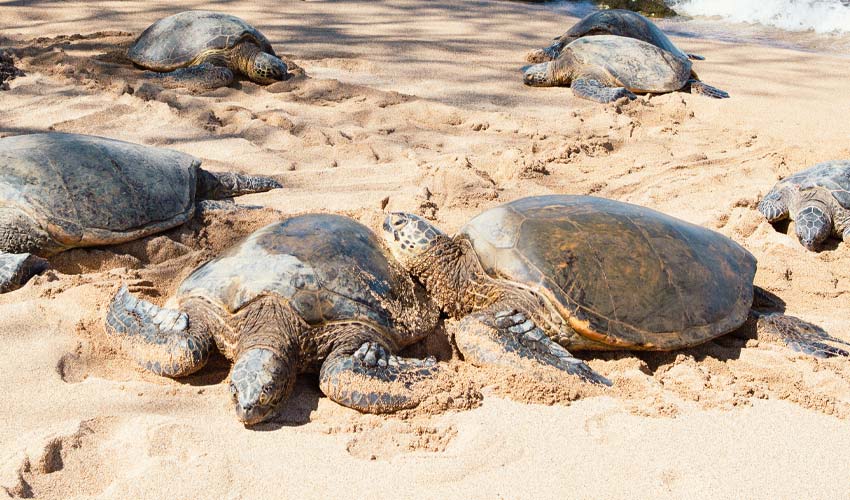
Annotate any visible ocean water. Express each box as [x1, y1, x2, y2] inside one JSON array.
[[548, 0, 850, 54]]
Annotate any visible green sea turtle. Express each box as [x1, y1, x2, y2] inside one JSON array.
[[382, 195, 849, 383], [106, 214, 440, 425], [758, 160, 850, 251], [523, 35, 728, 102], [127, 11, 292, 90], [526, 9, 703, 64], [0, 132, 281, 293]]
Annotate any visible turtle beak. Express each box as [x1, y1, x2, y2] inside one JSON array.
[[235, 401, 273, 426]]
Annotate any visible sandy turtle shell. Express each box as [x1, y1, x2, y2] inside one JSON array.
[[566, 35, 692, 93], [561, 9, 690, 61], [460, 195, 756, 349], [175, 214, 426, 342], [127, 11, 275, 71], [0, 132, 200, 255]]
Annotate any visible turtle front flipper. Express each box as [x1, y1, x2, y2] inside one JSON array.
[[755, 312, 850, 358], [572, 77, 636, 104], [758, 189, 790, 223], [319, 326, 438, 413], [143, 62, 234, 92], [525, 41, 565, 64], [686, 79, 729, 99], [454, 305, 611, 386], [105, 286, 215, 377], [0, 253, 49, 293]]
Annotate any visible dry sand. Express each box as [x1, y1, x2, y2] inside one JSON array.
[[2, 1, 850, 498]]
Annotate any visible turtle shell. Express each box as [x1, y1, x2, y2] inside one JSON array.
[[127, 11, 274, 71], [460, 195, 756, 349], [176, 215, 425, 337], [563, 9, 689, 61], [0, 133, 200, 252], [565, 35, 692, 93], [768, 160, 850, 209]]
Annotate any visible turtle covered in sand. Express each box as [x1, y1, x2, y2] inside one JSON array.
[[523, 35, 728, 102], [526, 9, 703, 64], [106, 214, 440, 425], [127, 11, 293, 90], [759, 160, 850, 251], [0, 132, 281, 293], [382, 195, 848, 383]]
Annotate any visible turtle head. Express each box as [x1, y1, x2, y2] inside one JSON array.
[[251, 52, 290, 84], [795, 204, 832, 251], [229, 348, 288, 425], [382, 212, 445, 269], [523, 62, 552, 87]]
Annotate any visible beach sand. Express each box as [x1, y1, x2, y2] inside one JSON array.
[[1, 1, 849, 498]]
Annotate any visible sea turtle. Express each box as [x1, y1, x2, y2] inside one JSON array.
[[106, 214, 440, 425], [526, 9, 703, 64], [127, 11, 292, 90], [523, 35, 728, 102], [0, 132, 281, 293], [382, 195, 849, 383], [758, 160, 850, 251]]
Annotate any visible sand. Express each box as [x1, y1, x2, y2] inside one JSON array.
[[1, 1, 850, 498]]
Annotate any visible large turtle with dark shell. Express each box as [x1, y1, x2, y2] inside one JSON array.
[[127, 11, 293, 90], [381, 195, 848, 383], [526, 9, 703, 64], [758, 161, 850, 251], [523, 35, 728, 102], [0, 132, 281, 293], [106, 214, 440, 425]]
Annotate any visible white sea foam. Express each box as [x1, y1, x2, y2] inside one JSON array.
[[670, 0, 850, 34]]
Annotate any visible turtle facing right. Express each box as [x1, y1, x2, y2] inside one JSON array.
[[381, 195, 849, 384], [127, 11, 293, 90], [758, 160, 850, 251], [0, 132, 281, 293], [523, 35, 728, 102], [526, 9, 703, 64]]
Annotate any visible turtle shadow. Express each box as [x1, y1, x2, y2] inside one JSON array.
[[252, 377, 323, 430]]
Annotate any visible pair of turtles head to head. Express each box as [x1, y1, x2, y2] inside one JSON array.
[[522, 10, 727, 102], [127, 10, 293, 90]]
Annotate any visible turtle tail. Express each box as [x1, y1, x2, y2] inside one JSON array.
[[196, 169, 282, 200]]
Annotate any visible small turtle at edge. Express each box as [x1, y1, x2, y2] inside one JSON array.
[[106, 214, 441, 425], [526, 9, 704, 64], [382, 195, 849, 384], [0, 132, 281, 293], [127, 11, 294, 90], [758, 160, 850, 251], [523, 35, 728, 102]]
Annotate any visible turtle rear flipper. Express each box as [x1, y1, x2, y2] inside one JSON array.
[[105, 286, 215, 376], [143, 62, 234, 92], [454, 304, 611, 385], [756, 312, 850, 358], [687, 79, 729, 99], [687, 53, 705, 61], [0, 253, 49, 293], [573, 77, 636, 104], [319, 326, 438, 413]]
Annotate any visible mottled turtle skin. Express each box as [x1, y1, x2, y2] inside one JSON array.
[[758, 161, 850, 251], [523, 35, 728, 102], [526, 9, 702, 64], [382, 195, 849, 384], [106, 215, 440, 425], [0, 132, 280, 293], [128, 11, 291, 89]]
